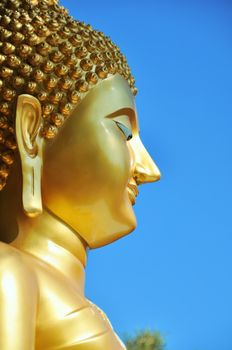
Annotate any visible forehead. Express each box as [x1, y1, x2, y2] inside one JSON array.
[[75, 74, 136, 119]]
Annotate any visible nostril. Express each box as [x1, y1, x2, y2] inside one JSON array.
[[134, 173, 146, 184], [134, 166, 161, 184], [131, 136, 161, 184]]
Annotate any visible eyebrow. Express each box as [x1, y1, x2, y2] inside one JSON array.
[[105, 107, 137, 130]]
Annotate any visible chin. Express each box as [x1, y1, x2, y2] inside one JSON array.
[[88, 208, 137, 249], [47, 194, 137, 249]]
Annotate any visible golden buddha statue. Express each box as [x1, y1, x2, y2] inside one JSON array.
[[0, 0, 161, 348]]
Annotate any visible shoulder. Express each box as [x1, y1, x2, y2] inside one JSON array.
[[0, 243, 38, 349], [0, 242, 38, 289], [0, 241, 27, 264]]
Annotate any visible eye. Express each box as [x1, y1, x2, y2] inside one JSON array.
[[115, 121, 133, 141]]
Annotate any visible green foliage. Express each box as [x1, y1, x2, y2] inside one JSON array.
[[125, 330, 165, 350]]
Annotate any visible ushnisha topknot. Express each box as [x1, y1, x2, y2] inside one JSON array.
[[0, 0, 137, 190]]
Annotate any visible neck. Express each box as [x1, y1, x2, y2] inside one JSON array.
[[11, 208, 88, 294]]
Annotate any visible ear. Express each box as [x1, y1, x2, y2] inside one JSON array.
[[15, 94, 43, 217]]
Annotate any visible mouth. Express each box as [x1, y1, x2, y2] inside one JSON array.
[[127, 179, 139, 205]]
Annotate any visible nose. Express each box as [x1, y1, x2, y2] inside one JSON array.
[[130, 135, 161, 185]]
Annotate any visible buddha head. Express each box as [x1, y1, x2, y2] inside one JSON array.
[[0, 0, 160, 248]]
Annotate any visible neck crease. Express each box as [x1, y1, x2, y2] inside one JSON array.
[[11, 208, 88, 294]]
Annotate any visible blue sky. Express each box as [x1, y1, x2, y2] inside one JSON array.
[[60, 1, 232, 349]]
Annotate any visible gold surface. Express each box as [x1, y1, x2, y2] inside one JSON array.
[[0, 74, 160, 349], [0, 1, 161, 349]]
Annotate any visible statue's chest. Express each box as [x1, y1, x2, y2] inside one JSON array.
[[36, 301, 125, 349], [35, 271, 125, 350]]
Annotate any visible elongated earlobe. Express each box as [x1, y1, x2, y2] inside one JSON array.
[[20, 153, 42, 217], [15, 94, 43, 217]]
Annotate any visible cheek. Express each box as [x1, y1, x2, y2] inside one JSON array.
[[74, 124, 131, 200], [43, 121, 132, 205]]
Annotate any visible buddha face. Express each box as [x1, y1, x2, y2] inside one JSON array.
[[42, 74, 160, 248]]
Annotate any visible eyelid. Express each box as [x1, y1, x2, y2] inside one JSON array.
[[114, 120, 133, 141], [105, 108, 136, 130]]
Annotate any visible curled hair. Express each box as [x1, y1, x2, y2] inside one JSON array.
[[0, 0, 137, 189]]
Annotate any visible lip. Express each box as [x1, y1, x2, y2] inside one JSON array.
[[127, 179, 139, 205]]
